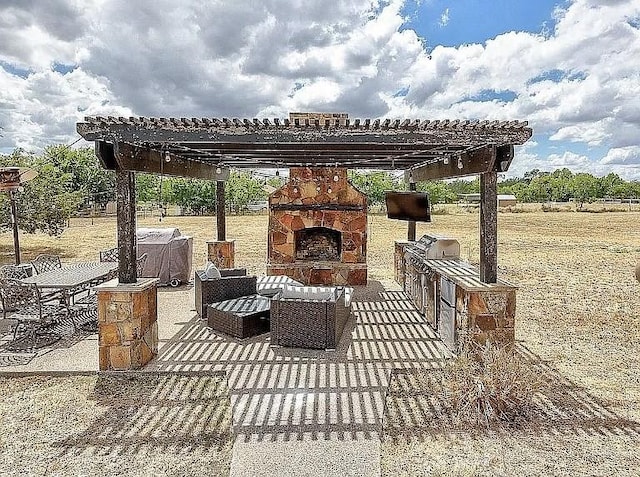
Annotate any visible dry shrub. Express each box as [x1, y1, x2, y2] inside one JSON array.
[[499, 205, 528, 213], [434, 343, 543, 428], [540, 203, 563, 212], [431, 205, 451, 215]]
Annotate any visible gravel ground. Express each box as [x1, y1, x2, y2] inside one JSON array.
[[0, 373, 233, 477]]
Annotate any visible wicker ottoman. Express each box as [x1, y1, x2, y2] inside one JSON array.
[[207, 294, 270, 339]]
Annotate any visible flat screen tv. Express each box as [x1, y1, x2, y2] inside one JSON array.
[[385, 191, 431, 222]]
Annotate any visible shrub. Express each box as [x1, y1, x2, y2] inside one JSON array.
[[433, 343, 543, 427]]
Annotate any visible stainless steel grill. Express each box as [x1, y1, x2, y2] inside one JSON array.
[[404, 234, 460, 263]]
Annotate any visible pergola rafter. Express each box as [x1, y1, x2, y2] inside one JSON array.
[[77, 116, 531, 177], [77, 115, 533, 284]]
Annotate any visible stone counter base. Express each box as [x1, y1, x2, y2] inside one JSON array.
[[267, 262, 367, 286]]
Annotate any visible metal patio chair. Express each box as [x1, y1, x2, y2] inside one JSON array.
[[0, 265, 30, 280], [0, 278, 75, 348], [99, 247, 119, 263], [136, 253, 148, 278], [31, 254, 62, 274]]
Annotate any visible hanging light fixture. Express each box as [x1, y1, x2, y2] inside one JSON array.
[[457, 156, 464, 169], [443, 156, 449, 165]]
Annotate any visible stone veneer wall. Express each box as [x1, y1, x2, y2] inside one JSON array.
[[97, 278, 158, 371], [267, 167, 367, 286], [207, 240, 235, 268]]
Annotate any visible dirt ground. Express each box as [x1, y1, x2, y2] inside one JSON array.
[[1, 208, 639, 475], [0, 373, 233, 476]]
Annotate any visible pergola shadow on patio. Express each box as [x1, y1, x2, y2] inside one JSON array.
[[148, 280, 451, 443]]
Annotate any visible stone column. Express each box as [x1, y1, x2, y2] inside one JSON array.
[[207, 240, 235, 268], [96, 278, 159, 371]]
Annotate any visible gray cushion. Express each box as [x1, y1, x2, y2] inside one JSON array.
[[280, 285, 336, 301], [204, 261, 221, 279]]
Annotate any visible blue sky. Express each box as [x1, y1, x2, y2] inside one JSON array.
[[0, 0, 639, 179], [403, 0, 563, 46]]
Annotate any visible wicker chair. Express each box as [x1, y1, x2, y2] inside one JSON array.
[[270, 286, 351, 350], [31, 254, 62, 274], [0, 278, 74, 346], [194, 268, 256, 317], [100, 247, 119, 262]]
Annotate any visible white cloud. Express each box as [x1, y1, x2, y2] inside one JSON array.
[[0, 0, 639, 180], [601, 146, 640, 165], [439, 8, 450, 27]]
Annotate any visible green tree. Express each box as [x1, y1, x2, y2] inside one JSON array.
[[599, 172, 625, 198], [170, 178, 217, 215], [570, 173, 600, 208], [224, 172, 266, 213], [136, 173, 161, 203], [0, 148, 83, 236], [44, 145, 115, 207], [348, 171, 399, 207], [417, 180, 457, 204], [447, 178, 480, 196]]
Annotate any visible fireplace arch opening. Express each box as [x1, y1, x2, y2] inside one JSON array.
[[295, 227, 342, 261]]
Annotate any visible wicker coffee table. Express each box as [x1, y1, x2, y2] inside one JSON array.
[[207, 294, 271, 339]]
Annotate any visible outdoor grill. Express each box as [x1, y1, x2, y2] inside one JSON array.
[[405, 234, 460, 261]]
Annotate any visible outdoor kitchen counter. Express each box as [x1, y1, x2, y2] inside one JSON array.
[[421, 259, 517, 292], [396, 253, 517, 353]]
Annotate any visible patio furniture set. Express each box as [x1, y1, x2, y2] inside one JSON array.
[[0, 252, 121, 349], [195, 268, 352, 350]]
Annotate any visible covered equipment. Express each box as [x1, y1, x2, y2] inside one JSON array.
[[136, 227, 193, 286]]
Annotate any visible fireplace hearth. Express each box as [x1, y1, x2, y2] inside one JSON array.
[[295, 227, 342, 261], [267, 167, 367, 286]]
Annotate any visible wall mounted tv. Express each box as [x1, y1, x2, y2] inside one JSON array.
[[385, 191, 431, 222]]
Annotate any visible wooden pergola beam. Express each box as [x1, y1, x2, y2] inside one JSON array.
[[216, 181, 226, 241], [80, 118, 531, 172], [115, 169, 137, 284], [408, 146, 496, 181], [109, 142, 230, 180]]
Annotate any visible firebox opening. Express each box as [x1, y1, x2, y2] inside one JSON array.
[[295, 227, 342, 261]]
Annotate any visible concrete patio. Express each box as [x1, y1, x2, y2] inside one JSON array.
[[0, 278, 450, 476]]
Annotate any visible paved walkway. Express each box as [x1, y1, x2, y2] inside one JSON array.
[[0, 279, 450, 476]]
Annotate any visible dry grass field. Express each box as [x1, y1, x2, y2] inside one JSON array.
[[1, 208, 639, 475]]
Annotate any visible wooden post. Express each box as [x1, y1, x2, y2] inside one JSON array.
[[407, 180, 416, 241], [216, 180, 226, 241], [480, 170, 498, 283], [9, 190, 20, 265], [116, 169, 137, 283]]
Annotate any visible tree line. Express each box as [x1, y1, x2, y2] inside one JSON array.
[[1, 146, 639, 236]]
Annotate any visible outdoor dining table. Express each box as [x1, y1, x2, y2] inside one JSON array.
[[22, 262, 118, 302]]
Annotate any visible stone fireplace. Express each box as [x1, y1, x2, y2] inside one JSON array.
[[295, 227, 342, 261], [267, 167, 367, 286]]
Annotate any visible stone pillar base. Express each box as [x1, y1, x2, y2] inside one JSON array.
[[96, 278, 159, 371], [207, 240, 235, 268]]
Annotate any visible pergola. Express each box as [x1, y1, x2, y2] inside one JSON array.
[[76, 116, 532, 285]]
